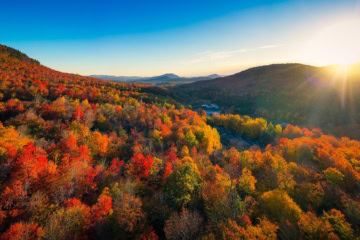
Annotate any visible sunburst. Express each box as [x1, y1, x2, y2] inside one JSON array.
[[300, 18, 360, 66]]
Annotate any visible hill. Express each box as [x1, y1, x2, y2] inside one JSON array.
[[0, 44, 173, 109], [91, 73, 221, 85], [1, 45, 360, 239], [172, 63, 360, 138], [0, 44, 40, 65]]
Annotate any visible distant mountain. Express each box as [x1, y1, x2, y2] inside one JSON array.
[[206, 74, 221, 79], [89, 75, 144, 81], [171, 63, 360, 138], [90, 73, 221, 85]]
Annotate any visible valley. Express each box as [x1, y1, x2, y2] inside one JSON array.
[[0, 45, 360, 240], [2, 1, 360, 239]]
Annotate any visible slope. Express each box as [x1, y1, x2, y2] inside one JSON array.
[[172, 63, 360, 138], [1, 45, 360, 240]]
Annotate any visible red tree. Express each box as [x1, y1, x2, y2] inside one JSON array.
[[128, 153, 154, 179]]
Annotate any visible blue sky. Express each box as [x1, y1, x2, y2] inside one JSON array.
[[1, 0, 360, 76]]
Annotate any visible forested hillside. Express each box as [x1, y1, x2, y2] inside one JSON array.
[[0, 45, 360, 239], [171, 63, 360, 139]]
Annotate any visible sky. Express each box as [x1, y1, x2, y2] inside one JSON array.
[[1, 0, 360, 77]]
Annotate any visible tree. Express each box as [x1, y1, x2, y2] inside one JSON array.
[[298, 211, 338, 240], [91, 187, 113, 222], [164, 208, 203, 240], [261, 189, 302, 223], [283, 125, 303, 139], [1, 222, 43, 240], [113, 193, 144, 233], [13, 142, 49, 184], [202, 166, 233, 223], [292, 183, 324, 211], [108, 158, 124, 176], [180, 146, 189, 157], [73, 105, 84, 121], [90, 131, 109, 157], [166, 151, 178, 163], [165, 162, 202, 208], [127, 153, 154, 179], [218, 218, 278, 240], [323, 168, 344, 186], [237, 168, 257, 195], [185, 130, 198, 147], [242, 118, 268, 140], [0, 124, 30, 153], [43, 199, 91, 240], [163, 162, 173, 180], [322, 209, 354, 240]]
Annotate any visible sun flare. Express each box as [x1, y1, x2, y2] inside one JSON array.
[[300, 18, 360, 66]]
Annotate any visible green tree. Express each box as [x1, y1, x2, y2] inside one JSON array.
[[185, 130, 198, 147], [237, 168, 257, 195], [261, 189, 302, 223], [165, 162, 202, 209], [323, 168, 344, 186]]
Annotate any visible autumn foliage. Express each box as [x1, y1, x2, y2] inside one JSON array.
[[1, 45, 360, 239]]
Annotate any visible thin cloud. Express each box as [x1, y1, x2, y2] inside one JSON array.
[[183, 49, 249, 64], [184, 44, 283, 65], [203, 49, 248, 60], [203, 49, 249, 60], [259, 44, 282, 49]]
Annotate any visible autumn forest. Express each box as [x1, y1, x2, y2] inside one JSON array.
[[0, 41, 360, 240]]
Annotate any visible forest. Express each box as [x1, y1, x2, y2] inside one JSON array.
[[0, 45, 360, 240], [171, 63, 360, 140]]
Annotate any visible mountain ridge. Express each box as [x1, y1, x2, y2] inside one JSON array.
[[171, 62, 360, 138], [90, 73, 221, 85]]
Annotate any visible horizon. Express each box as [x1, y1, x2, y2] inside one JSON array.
[[2, 0, 360, 77], [2, 42, 360, 79], [88, 62, 360, 78]]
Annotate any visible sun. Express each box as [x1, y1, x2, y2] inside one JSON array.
[[336, 63, 350, 71], [300, 18, 360, 66]]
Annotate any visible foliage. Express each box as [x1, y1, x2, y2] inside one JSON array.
[[1, 44, 360, 239], [171, 63, 360, 139], [164, 208, 203, 240], [165, 162, 202, 209]]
